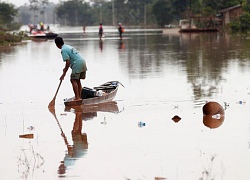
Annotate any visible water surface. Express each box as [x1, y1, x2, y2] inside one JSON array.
[[1, 27, 250, 180]]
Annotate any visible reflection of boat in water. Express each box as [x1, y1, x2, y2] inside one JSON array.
[[64, 81, 124, 106], [65, 101, 120, 120], [65, 101, 120, 113]]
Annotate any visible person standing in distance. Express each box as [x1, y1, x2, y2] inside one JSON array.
[[99, 23, 103, 40], [55, 37, 87, 101], [118, 23, 123, 40]]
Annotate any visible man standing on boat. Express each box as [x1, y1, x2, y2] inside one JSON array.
[[55, 37, 87, 101]]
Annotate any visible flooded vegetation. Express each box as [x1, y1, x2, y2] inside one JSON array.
[[1, 26, 250, 179]]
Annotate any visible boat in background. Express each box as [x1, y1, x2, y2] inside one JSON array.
[[179, 17, 221, 32], [28, 23, 58, 40], [64, 81, 124, 106], [29, 30, 58, 40]]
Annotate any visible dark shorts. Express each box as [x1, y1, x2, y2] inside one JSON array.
[[71, 71, 86, 80]]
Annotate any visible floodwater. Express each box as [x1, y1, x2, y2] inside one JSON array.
[[1, 26, 250, 180]]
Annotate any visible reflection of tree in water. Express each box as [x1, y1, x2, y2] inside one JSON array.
[[0, 47, 16, 62], [184, 33, 225, 100], [119, 33, 250, 99], [180, 33, 250, 100]]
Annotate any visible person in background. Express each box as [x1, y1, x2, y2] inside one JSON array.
[[99, 23, 103, 40], [83, 25, 86, 33], [118, 23, 124, 40], [54, 37, 87, 101], [39, 21, 44, 31], [28, 23, 34, 34]]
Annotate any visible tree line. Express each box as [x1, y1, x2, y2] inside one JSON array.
[[1, 0, 250, 31]]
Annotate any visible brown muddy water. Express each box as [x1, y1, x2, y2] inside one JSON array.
[[1, 27, 250, 180]]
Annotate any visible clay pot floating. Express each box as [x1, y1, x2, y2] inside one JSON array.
[[172, 115, 181, 123], [202, 101, 225, 129], [202, 101, 225, 115]]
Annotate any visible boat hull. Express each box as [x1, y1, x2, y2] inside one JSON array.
[[64, 81, 119, 106], [64, 101, 120, 113], [29, 32, 58, 39]]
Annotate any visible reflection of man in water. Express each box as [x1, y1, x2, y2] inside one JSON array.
[[119, 41, 125, 51], [83, 25, 86, 33], [58, 111, 88, 177], [99, 40, 103, 52]]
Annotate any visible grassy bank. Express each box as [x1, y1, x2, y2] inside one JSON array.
[[0, 30, 28, 45]]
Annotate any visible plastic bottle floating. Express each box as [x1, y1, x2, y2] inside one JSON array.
[[236, 101, 246, 105], [101, 117, 107, 125], [212, 114, 221, 119], [138, 121, 146, 127]]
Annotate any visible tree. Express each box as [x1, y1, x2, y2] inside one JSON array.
[[152, 0, 173, 27], [0, 2, 18, 28], [229, 0, 250, 33], [56, 0, 95, 26]]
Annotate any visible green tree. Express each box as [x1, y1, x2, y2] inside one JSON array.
[[0, 2, 18, 28], [229, 0, 250, 33], [172, 0, 188, 15], [152, 0, 173, 27], [243, 0, 250, 11], [56, 0, 95, 26], [239, 12, 250, 32]]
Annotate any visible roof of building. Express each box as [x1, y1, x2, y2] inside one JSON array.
[[219, 4, 242, 13]]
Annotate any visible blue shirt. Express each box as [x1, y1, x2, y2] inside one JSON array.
[[61, 44, 87, 73]]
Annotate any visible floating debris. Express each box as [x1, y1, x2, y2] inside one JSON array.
[[27, 126, 35, 130], [223, 101, 230, 110], [202, 101, 225, 129], [155, 177, 167, 180], [19, 134, 34, 139], [138, 121, 146, 127], [172, 115, 181, 123], [101, 117, 107, 125], [202, 101, 225, 115]]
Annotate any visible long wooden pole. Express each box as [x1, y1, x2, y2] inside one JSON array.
[[48, 80, 62, 108]]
